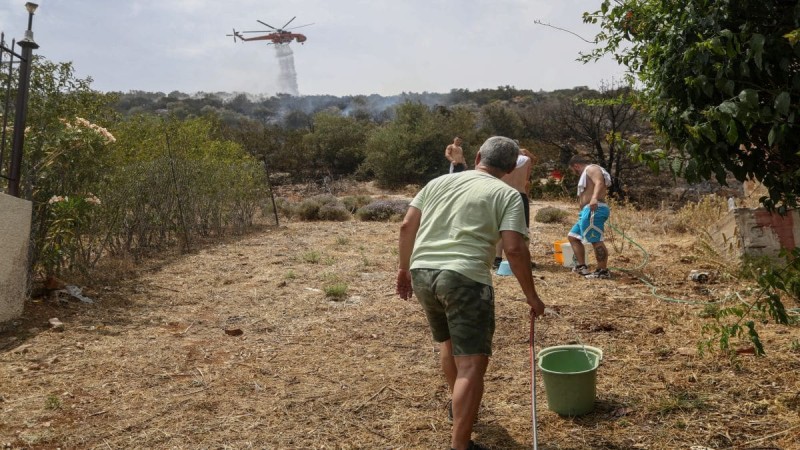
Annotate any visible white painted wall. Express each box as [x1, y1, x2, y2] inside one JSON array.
[[0, 193, 32, 323]]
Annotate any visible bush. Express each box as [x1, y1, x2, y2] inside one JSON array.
[[293, 198, 324, 220], [292, 194, 350, 221], [324, 282, 349, 300], [534, 206, 570, 224], [31, 114, 269, 274], [264, 197, 293, 219], [342, 195, 372, 213], [356, 199, 410, 221], [318, 204, 351, 221]]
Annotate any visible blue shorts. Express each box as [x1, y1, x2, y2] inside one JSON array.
[[568, 204, 610, 243]]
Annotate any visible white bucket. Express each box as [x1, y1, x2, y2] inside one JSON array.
[[554, 240, 586, 268]]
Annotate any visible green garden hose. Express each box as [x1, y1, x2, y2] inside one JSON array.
[[607, 222, 731, 306]]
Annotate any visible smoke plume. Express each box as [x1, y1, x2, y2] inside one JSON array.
[[274, 44, 299, 96]]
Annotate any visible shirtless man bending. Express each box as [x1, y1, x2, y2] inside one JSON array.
[[567, 155, 612, 279], [445, 137, 467, 173]]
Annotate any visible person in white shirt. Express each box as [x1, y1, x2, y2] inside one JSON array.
[[493, 149, 534, 269]]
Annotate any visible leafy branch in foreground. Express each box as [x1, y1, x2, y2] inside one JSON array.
[[700, 248, 799, 356], [582, 1, 800, 211]]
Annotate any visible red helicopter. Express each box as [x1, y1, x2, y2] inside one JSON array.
[[227, 17, 312, 45]]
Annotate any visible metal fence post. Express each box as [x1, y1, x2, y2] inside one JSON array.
[[8, 3, 39, 198]]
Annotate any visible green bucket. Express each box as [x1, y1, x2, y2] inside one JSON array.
[[537, 345, 603, 416]]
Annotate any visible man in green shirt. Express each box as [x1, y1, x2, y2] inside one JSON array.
[[396, 136, 545, 450]]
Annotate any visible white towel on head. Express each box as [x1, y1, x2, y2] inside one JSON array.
[[577, 164, 612, 196]]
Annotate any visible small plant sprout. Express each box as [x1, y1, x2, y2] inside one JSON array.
[[301, 251, 321, 264], [45, 395, 61, 410], [324, 283, 348, 300], [655, 347, 672, 358], [360, 250, 372, 267], [655, 390, 705, 415]]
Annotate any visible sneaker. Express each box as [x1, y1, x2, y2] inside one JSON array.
[[492, 257, 502, 270], [572, 264, 590, 276], [585, 268, 611, 279]]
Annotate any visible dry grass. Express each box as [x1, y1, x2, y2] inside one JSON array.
[[1, 192, 799, 449]]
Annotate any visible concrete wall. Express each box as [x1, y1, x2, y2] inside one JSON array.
[[709, 207, 800, 262], [0, 193, 32, 323]]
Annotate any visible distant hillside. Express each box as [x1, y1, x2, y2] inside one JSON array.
[[110, 85, 595, 124]]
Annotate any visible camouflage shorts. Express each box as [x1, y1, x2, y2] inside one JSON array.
[[410, 269, 495, 356]]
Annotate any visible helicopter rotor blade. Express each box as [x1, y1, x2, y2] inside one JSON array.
[[281, 16, 296, 29], [227, 28, 238, 42], [287, 23, 314, 30], [257, 19, 278, 30]]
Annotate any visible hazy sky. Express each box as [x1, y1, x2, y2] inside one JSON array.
[[0, 0, 625, 96]]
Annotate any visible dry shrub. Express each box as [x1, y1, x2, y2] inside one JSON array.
[[664, 195, 728, 234], [342, 195, 372, 213], [292, 194, 351, 221], [264, 197, 293, 219], [292, 198, 324, 220], [605, 199, 676, 255], [356, 199, 409, 221], [318, 204, 351, 222], [534, 206, 570, 224]]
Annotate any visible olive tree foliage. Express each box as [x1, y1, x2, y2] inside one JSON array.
[[362, 102, 477, 188], [583, 0, 800, 210], [479, 101, 526, 139], [303, 111, 373, 178], [219, 119, 310, 182]]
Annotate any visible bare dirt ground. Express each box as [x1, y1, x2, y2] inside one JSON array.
[[1, 193, 799, 449]]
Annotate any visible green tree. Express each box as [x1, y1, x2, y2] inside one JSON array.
[[583, 0, 800, 210], [362, 102, 476, 188], [584, 1, 799, 355], [218, 119, 310, 182], [304, 111, 372, 177], [480, 102, 525, 139]]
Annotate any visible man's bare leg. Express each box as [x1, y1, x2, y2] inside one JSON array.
[[592, 242, 608, 269], [441, 340, 456, 392], [451, 355, 488, 450], [567, 235, 587, 266]]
